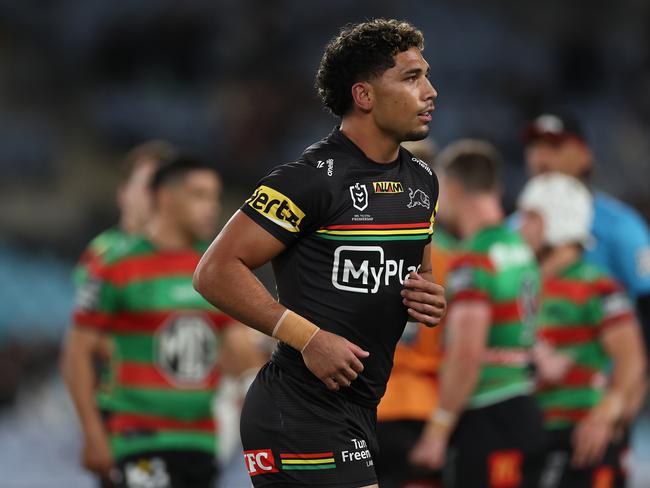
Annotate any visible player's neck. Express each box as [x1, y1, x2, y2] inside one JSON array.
[[147, 215, 194, 251], [339, 116, 400, 163], [119, 215, 140, 235], [540, 244, 581, 278], [458, 195, 503, 239]]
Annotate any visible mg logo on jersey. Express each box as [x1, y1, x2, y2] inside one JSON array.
[[331, 245, 418, 294], [407, 188, 430, 209], [244, 449, 279, 476], [156, 314, 218, 386], [349, 183, 369, 211]]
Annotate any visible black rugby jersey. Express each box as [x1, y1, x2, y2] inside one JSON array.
[[240, 128, 439, 407]]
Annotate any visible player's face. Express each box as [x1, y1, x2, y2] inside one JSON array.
[[525, 139, 591, 177], [118, 160, 157, 234], [520, 209, 545, 254], [171, 170, 221, 241], [370, 47, 437, 142]]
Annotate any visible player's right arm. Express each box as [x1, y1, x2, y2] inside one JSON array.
[[571, 280, 646, 468], [194, 209, 368, 391], [60, 326, 113, 477], [62, 258, 120, 477]]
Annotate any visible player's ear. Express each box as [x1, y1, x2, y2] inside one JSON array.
[[351, 81, 373, 112]]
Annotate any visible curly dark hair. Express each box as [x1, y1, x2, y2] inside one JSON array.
[[316, 19, 424, 117]]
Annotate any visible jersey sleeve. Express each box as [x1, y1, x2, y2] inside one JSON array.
[[240, 161, 331, 246], [446, 252, 494, 304], [427, 172, 440, 242], [71, 263, 118, 331], [611, 213, 650, 297], [594, 277, 636, 330]]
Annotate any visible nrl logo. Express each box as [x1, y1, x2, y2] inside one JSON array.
[[349, 183, 369, 211], [407, 187, 430, 209]]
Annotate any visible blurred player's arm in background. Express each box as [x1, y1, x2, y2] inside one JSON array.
[[571, 301, 646, 468], [214, 322, 270, 465], [60, 326, 113, 477], [219, 322, 268, 378], [194, 210, 370, 391], [409, 299, 490, 469]]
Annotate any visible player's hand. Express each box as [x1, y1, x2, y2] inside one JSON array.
[[301, 329, 369, 391], [571, 412, 612, 468], [82, 423, 114, 478], [401, 271, 446, 327], [533, 342, 574, 385], [409, 423, 448, 470]]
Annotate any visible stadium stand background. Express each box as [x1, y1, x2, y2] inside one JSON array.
[[1, 0, 649, 485]]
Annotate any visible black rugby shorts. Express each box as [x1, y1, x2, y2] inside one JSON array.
[[240, 361, 378, 487]]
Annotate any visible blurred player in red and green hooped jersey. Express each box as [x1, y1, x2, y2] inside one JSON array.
[[62, 156, 259, 488], [410, 140, 547, 487], [73, 140, 177, 288], [65, 140, 175, 488], [376, 138, 457, 488], [518, 173, 646, 488]]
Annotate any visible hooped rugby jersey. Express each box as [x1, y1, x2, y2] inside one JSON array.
[[536, 259, 635, 429], [240, 127, 439, 407], [73, 236, 233, 459], [446, 225, 540, 409]]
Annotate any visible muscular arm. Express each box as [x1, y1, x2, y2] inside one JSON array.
[[437, 300, 491, 417], [194, 210, 368, 391], [193, 210, 288, 334]]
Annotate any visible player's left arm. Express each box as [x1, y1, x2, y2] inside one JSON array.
[[571, 284, 647, 467], [410, 298, 491, 469], [401, 243, 447, 327], [436, 299, 490, 417]]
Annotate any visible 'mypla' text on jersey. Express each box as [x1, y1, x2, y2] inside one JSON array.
[[332, 245, 420, 294]]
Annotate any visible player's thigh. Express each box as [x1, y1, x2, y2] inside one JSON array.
[[241, 362, 379, 487]]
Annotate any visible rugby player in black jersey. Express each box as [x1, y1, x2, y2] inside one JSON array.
[[194, 19, 446, 488]]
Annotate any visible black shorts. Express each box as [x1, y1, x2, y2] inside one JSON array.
[[375, 420, 442, 488], [110, 450, 217, 488], [240, 361, 379, 487], [539, 428, 625, 488], [446, 395, 546, 488]]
